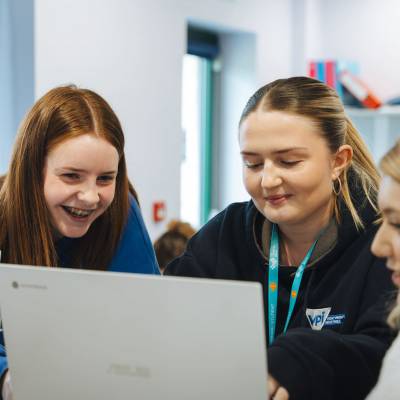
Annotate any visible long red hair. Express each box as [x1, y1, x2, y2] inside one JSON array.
[[0, 85, 137, 269]]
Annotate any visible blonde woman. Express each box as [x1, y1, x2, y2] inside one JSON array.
[[368, 140, 400, 399], [165, 77, 396, 399]]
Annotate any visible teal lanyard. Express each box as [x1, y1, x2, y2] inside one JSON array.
[[268, 223, 318, 344]]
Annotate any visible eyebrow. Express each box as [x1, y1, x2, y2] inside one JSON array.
[[241, 147, 308, 156], [55, 167, 117, 175]]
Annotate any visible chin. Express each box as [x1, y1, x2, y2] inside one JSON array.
[[58, 226, 91, 239], [262, 208, 295, 225]]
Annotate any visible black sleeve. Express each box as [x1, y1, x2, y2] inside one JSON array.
[[268, 258, 396, 400], [164, 214, 220, 278]]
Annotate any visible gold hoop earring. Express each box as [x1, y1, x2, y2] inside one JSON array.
[[332, 177, 342, 196]]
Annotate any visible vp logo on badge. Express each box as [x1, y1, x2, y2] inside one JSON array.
[[306, 307, 331, 330]]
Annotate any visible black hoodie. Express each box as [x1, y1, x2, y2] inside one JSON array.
[[165, 199, 396, 400]]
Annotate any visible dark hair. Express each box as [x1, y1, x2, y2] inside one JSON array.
[[154, 220, 196, 272], [0, 85, 137, 269], [239, 76, 380, 229]]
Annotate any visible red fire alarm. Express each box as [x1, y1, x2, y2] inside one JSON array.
[[152, 201, 166, 222]]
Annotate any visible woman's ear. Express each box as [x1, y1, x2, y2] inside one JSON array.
[[331, 145, 353, 179]]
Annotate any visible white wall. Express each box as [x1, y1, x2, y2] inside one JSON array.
[[0, 0, 14, 173], [216, 32, 257, 208], [0, 0, 34, 173], [11, 0, 34, 132], [297, 0, 400, 101], [34, 0, 293, 238]]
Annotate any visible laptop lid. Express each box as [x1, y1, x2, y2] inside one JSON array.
[[0, 264, 268, 400]]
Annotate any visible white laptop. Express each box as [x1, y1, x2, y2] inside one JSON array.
[[0, 264, 268, 400]]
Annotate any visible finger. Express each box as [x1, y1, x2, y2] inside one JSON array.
[[273, 386, 289, 400], [267, 376, 279, 395]]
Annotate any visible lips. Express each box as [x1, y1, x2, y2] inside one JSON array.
[[61, 206, 96, 219], [265, 194, 291, 206], [266, 195, 288, 201]]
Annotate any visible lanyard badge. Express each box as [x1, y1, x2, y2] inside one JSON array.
[[268, 224, 317, 344]]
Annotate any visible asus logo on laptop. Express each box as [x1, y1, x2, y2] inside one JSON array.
[[107, 363, 152, 379]]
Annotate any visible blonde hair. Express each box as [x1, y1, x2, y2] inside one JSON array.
[[380, 140, 400, 329], [239, 77, 380, 230]]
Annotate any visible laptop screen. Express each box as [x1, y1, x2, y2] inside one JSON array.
[[0, 264, 268, 400]]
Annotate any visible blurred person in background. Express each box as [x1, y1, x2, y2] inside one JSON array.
[[154, 220, 196, 273]]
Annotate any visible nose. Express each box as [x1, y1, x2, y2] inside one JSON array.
[[77, 181, 100, 206], [371, 224, 392, 259], [261, 163, 282, 189]]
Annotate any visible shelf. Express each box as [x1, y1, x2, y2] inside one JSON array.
[[346, 105, 400, 117], [345, 106, 400, 162]]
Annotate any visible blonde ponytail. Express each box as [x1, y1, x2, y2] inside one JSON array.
[[336, 117, 380, 230]]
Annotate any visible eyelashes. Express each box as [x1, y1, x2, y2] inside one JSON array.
[[280, 160, 301, 166], [244, 160, 302, 169], [389, 222, 400, 230], [61, 173, 116, 184], [244, 163, 262, 169]]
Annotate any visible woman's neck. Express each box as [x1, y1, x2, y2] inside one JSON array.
[[277, 205, 333, 266]]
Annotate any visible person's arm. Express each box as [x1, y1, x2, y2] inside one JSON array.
[[1, 371, 12, 400], [164, 212, 220, 278], [109, 196, 160, 275], [268, 258, 395, 400], [165, 202, 255, 278], [0, 344, 11, 400], [0, 345, 7, 379]]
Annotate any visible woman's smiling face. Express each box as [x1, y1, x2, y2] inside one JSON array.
[[239, 110, 339, 230], [43, 133, 119, 239], [371, 175, 400, 288]]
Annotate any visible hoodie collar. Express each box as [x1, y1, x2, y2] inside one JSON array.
[[255, 216, 338, 267]]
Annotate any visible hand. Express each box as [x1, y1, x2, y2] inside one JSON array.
[[268, 374, 289, 400], [2, 371, 13, 400]]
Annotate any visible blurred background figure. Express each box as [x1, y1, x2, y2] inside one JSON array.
[[154, 220, 196, 274]]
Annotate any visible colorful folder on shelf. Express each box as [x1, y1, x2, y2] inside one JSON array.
[[339, 70, 381, 109], [307, 59, 381, 109]]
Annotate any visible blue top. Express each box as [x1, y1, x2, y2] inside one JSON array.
[[108, 197, 160, 274], [0, 196, 159, 379]]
